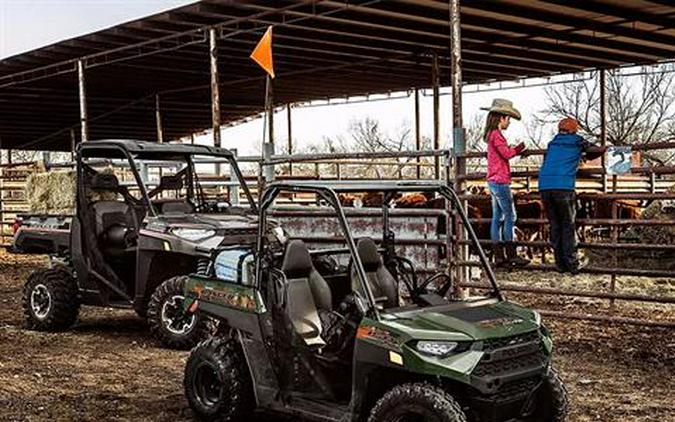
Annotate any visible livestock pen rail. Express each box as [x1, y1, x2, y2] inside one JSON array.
[[1, 146, 674, 327], [449, 140, 675, 328]]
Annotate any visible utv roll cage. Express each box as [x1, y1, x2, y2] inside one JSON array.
[[256, 180, 503, 320], [72, 139, 257, 308], [77, 139, 257, 214]]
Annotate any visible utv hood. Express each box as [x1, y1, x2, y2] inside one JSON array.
[[383, 299, 540, 342]]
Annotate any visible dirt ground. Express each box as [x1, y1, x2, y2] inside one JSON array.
[[0, 250, 673, 422]]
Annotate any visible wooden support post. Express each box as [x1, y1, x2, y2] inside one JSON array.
[[415, 88, 421, 179], [155, 94, 164, 143], [600, 69, 608, 193], [209, 28, 222, 178], [70, 129, 77, 161], [432, 54, 440, 180], [77, 60, 89, 143], [287, 104, 293, 177], [450, 0, 468, 288]]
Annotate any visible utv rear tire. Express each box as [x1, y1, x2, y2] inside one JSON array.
[[147, 275, 208, 350], [22, 267, 79, 331], [184, 337, 253, 421], [531, 367, 569, 422], [367, 383, 467, 422]]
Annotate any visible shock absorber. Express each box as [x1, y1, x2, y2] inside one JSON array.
[[196, 258, 211, 276]]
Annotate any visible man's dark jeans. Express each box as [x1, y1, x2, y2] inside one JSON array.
[[541, 190, 578, 271]]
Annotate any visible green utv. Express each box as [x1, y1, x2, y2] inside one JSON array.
[[181, 181, 569, 422]]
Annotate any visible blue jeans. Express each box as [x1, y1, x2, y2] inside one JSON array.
[[488, 182, 516, 242]]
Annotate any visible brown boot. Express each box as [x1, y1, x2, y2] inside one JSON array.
[[505, 242, 530, 267], [492, 243, 507, 268]]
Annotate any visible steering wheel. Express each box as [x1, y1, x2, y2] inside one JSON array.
[[414, 272, 454, 298], [387, 256, 418, 300]]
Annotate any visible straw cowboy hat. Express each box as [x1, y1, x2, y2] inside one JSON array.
[[480, 98, 522, 120]]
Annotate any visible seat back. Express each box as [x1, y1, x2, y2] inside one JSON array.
[[281, 240, 332, 347], [159, 201, 194, 214], [91, 201, 131, 238], [351, 238, 399, 308], [88, 173, 133, 246]]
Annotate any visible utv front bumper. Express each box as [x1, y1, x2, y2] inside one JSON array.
[[467, 330, 550, 422]]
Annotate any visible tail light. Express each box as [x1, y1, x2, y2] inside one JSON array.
[[12, 218, 23, 234]]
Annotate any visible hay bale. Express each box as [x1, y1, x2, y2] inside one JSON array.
[[25, 170, 76, 214]]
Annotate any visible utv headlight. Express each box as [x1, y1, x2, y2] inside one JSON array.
[[414, 341, 459, 358], [171, 228, 216, 242], [533, 310, 541, 326]]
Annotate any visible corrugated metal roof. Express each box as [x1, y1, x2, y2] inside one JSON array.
[[1, 0, 675, 150]]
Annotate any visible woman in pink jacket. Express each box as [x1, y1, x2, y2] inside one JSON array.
[[481, 99, 530, 267]]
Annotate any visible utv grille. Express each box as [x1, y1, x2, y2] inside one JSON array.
[[472, 331, 547, 379], [473, 349, 547, 378], [482, 331, 540, 352], [223, 227, 257, 236]]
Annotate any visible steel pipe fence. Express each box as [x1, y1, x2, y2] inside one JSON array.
[[2, 148, 675, 327]]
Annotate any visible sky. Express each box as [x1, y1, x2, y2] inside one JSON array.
[[0, 0, 559, 156]]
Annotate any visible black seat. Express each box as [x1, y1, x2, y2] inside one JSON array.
[[89, 173, 134, 253], [281, 240, 333, 347], [351, 238, 399, 309]]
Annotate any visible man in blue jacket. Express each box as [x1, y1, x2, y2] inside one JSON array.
[[539, 118, 605, 274]]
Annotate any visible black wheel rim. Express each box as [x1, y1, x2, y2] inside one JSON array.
[[193, 362, 223, 409]]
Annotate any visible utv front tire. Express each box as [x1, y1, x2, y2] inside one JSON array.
[[147, 275, 208, 350], [184, 337, 253, 421], [367, 383, 467, 422], [22, 267, 80, 331], [530, 367, 569, 422]]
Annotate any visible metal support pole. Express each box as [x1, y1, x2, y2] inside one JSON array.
[[77, 60, 89, 143], [600, 69, 608, 193], [449, 0, 468, 289], [415, 88, 421, 179], [209, 28, 222, 176], [155, 94, 164, 143], [287, 104, 293, 177], [432, 54, 440, 180]]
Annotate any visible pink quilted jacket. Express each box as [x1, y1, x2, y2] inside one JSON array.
[[486, 129, 518, 184]]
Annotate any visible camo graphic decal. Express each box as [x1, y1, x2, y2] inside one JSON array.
[[357, 325, 404, 351], [188, 279, 265, 313]]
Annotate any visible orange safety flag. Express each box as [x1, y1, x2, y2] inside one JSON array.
[[250, 26, 275, 78]]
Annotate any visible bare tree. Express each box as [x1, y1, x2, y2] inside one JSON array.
[[538, 65, 675, 165], [296, 117, 418, 179]]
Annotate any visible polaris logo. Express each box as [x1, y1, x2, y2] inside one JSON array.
[[477, 317, 524, 328]]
